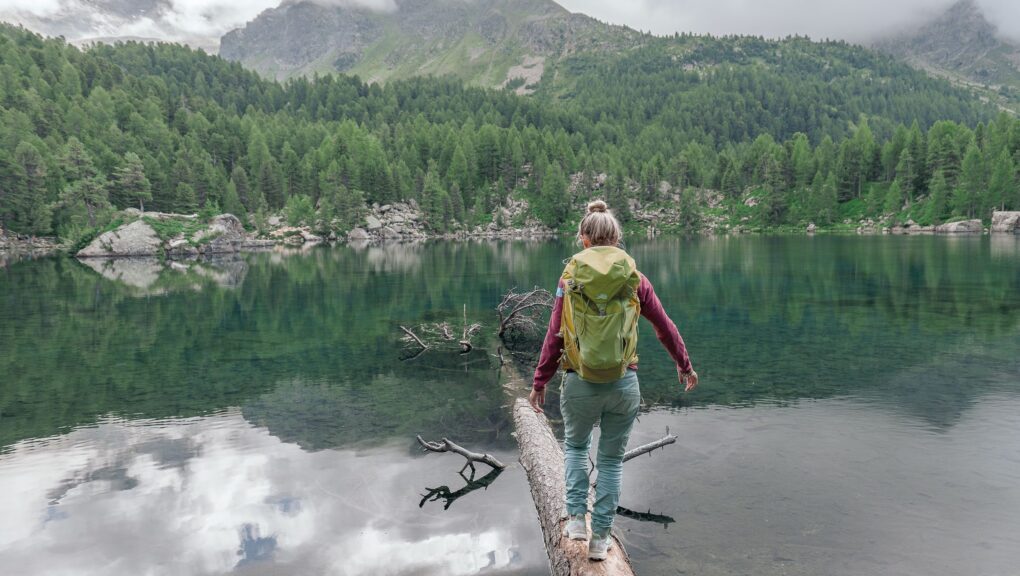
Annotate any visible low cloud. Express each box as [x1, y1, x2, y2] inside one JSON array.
[[558, 0, 1020, 44], [0, 0, 395, 50], [4, 0, 1020, 51]]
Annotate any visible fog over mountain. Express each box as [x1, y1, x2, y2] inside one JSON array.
[[560, 0, 1020, 44], [2, 0, 1020, 50]]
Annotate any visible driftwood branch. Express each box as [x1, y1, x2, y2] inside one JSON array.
[[399, 315, 483, 357], [623, 431, 678, 463], [399, 325, 428, 350], [416, 435, 506, 471], [615, 505, 675, 528], [497, 287, 553, 339]]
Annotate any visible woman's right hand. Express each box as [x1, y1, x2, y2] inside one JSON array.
[[680, 369, 699, 392]]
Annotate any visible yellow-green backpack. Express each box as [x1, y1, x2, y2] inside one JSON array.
[[559, 246, 641, 383]]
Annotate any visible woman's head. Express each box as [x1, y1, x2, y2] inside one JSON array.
[[578, 200, 622, 247]]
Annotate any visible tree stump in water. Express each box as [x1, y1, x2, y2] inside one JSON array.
[[513, 398, 636, 576]]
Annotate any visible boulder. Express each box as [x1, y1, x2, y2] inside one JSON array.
[[300, 230, 323, 243], [365, 215, 383, 230], [268, 215, 282, 227], [194, 214, 248, 254], [380, 226, 402, 239], [806, 223, 817, 233], [935, 219, 983, 234], [77, 219, 162, 258], [348, 227, 371, 241], [991, 211, 1020, 233]]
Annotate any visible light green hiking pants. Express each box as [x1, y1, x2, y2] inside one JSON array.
[[561, 369, 641, 537]]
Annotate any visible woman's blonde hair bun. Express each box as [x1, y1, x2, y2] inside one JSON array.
[[578, 199, 621, 247]]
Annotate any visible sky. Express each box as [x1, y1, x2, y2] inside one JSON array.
[[559, 0, 1020, 43], [1, 0, 1020, 50]]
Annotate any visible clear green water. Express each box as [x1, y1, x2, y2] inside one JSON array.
[[1, 236, 1019, 575]]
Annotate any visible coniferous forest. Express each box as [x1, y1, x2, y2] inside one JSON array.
[[1, 23, 1019, 243]]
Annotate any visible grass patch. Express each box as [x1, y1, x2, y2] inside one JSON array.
[[143, 217, 207, 243], [66, 218, 125, 255]]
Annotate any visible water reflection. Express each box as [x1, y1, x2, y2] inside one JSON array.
[[0, 411, 547, 576], [618, 400, 1020, 576], [77, 256, 249, 295]]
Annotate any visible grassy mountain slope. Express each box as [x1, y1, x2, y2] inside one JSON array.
[[219, 0, 642, 88]]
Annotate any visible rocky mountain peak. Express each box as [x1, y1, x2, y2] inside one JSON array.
[[873, 0, 1020, 107]]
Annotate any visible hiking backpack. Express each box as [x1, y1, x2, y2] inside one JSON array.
[[559, 246, 641, 383]]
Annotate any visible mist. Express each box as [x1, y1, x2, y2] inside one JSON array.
[[0, 0, 395, 49], [3, 0, 1020, 49], [557, 0, 1020, 44]]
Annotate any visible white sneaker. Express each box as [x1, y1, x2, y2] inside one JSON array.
[[588, 532, 613, 561], [562, 514, 587, 540]]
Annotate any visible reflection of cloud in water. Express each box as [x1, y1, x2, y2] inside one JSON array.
[[0, 411, 546, 576]]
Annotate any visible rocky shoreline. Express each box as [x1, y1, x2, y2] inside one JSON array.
[[3, 206, 1018, 264]]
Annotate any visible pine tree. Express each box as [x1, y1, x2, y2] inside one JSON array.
[[113, 152, 152, 211], [59, 138, 110, 228], [986, 149, 1014, 212], [222, 180, 246, 220], [955, 143, 984, 219], [10, 142, 51, 233], [924, 171, 950, 225], [883, 180, 903, 216]]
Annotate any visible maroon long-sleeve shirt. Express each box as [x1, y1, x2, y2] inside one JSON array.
[[532, 273, 693, 391]]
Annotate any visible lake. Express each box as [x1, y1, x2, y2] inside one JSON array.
[[1, 235, 1019, 576]]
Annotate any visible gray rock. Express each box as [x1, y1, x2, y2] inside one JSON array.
[[78, 219, 162, 258], [365, 215, 383, 230], [991, 211, 1020, 233], [268, 216, 282, 227], [300, 230, 323, 243], [806, 223, 817, 233], [380, 226, 402, 239], [379, 204, 392, 213], [195, 214, 249, 254], [935, 219, 983, 234], [348, 227, 371, 241]]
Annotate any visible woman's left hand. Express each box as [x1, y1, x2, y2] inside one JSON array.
[[528, 388, 545, 413], [680, 369, 699, 392]]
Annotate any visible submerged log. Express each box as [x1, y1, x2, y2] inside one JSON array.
[[513, 398, 636, 576]]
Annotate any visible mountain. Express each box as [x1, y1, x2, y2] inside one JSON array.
[[219, 0, 642, 88], [875, 0, 1020, 108]]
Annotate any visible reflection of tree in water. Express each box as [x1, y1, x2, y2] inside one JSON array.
[[3, 237, 1020, 451], [629, 236, 1020, 429], [240, 364, 515, 452], [419, 466, 504, 511]]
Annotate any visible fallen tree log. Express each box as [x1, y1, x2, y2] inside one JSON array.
[[513, 397, 636, 576]]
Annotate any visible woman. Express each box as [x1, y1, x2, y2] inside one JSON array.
[[528, 199, 698, 561]]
